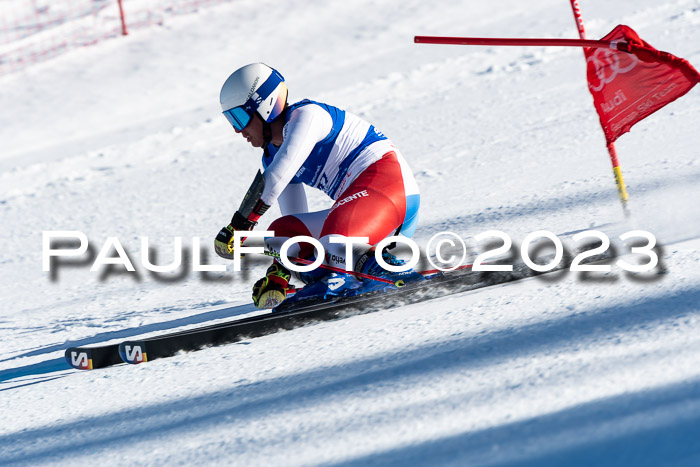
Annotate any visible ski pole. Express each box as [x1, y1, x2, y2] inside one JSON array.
[[414, 36, 631, 51], [260, 250, 406, 287]]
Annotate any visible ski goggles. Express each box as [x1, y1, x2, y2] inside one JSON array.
[[222, 105, 253, 131]]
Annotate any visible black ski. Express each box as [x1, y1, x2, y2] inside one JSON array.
[[67, 230, 624, 370], [65, 344, 123, 370], [64, 264, 547, 369], [63, 267, 449, 370], [116, 263, 546, 365], [64, 303, 262, 370]]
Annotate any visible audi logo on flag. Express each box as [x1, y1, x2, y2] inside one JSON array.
[[586, 47, 638, 92]]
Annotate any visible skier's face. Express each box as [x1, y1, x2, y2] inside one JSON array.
[[236, 113, 265, 148]]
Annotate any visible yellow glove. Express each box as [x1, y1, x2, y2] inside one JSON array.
[[214, 225, 239, 260], [214, 212, 255, 260]]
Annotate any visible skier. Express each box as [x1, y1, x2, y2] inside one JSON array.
[[214, 63, 421, 309]]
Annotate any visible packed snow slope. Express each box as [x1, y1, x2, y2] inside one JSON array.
[[1, 0, 700, 464]]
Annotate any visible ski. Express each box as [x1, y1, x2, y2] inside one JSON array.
[[64, 265, 458, 370], [66, 229, 623, 370], [62, 285, 316, 370], [65, 343, 122, 370], [64, 302, 283, 370], [116, 261, 549, 365]]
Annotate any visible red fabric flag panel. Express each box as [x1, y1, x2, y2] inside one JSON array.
[[585, 25, 699, 143]]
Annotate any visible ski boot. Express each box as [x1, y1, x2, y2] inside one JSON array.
[[252, 262, 293, 309], [357, 248, 426, 289]]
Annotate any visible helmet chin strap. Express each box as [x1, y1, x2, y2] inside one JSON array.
[[262, 118, 273, 147]]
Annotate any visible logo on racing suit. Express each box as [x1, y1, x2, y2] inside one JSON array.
[[329, 190, 369, 214], [326, 253, 346, 266]]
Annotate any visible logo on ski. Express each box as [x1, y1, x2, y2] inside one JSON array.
[[122, 344, 147, 364], [70, 351, 92, 370]]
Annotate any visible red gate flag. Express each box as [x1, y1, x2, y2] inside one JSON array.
[[586, 25, 699, 144]]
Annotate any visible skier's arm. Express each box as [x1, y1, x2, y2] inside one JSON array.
[[214, 105, 329, 260], [278, 182, 308, 216], [261, 105, 332, 206], [214, 171, 269, 259]]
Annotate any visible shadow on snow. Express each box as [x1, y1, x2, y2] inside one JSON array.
[[0, 286, 699, 464], [0, 302, 257, 383]]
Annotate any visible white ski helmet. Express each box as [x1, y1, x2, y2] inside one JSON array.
[[219, 63, 288, 131]]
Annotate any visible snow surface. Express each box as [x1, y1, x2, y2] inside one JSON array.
[[1, 0, 700, 464]]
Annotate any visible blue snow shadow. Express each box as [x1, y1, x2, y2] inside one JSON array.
[[428, 167, 700, 230], [0, 302, 256, 383], [1, 286, 699, 464], [337, 377, 700, 466], [0, 358, 71, 385]]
